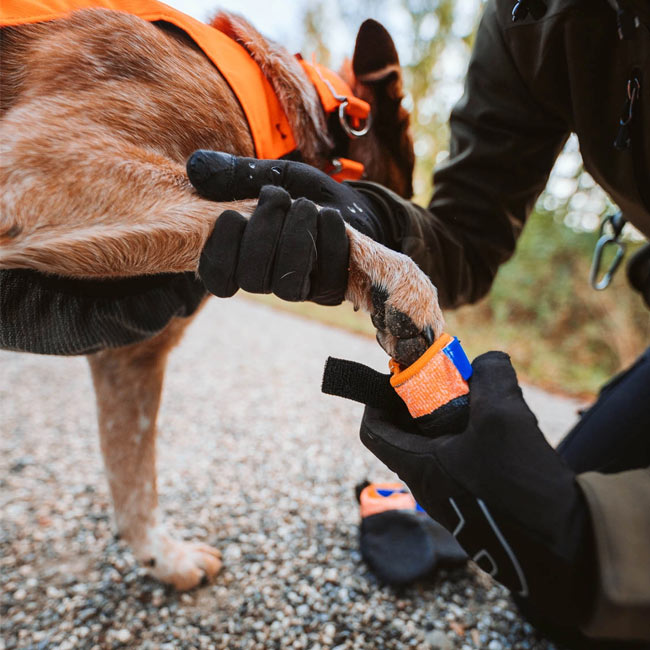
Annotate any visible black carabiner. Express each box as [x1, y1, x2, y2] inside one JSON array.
[[589, 211, 627, 290]]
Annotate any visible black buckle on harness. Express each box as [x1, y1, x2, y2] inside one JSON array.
[[590, 211, 627, 290]]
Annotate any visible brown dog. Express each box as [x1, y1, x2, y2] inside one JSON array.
[[0, 4, 443, 589]]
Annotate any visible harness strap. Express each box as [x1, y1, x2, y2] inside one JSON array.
[[298, 58, 371, 125], [326, 158, 365, 183], [298, 58, 371, 180]]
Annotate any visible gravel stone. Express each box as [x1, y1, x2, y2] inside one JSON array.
[[0, 297, 570, 649], [426, 629, 454, 650]]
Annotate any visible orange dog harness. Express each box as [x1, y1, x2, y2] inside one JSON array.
[[298, 58, 371, 181], [1, 0, 370, 179]]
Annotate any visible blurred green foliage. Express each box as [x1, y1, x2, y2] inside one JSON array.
[[446, 208, 649, 395]]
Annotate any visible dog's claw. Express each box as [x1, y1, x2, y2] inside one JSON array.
[[371, 285, 439, 367], [423, 325, 434, 346]]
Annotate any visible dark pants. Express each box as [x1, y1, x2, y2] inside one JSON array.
[[557, 346, 650, 474]]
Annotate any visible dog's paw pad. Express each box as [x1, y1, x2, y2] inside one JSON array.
[[385, 305, 422, 339], [372, 285, 440, 367]]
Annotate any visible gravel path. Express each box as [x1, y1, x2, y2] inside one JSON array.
[[1, 296, 586, 650]]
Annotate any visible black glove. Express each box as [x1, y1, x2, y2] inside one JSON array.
[[360, 351, 595, 627], [197, 184, 349, 305], [186, 150, 387, 242]]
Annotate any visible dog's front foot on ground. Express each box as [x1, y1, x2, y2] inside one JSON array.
[[134, 529, 222, 591], [345, 226, 445, 367]]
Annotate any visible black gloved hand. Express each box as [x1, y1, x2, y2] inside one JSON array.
[[186, 150, 386, 242], [360, 351, 595, 627], [198, 184, 349, 305]]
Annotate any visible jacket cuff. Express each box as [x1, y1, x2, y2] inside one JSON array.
[[576, 469, 650, 641], [345, 180, 420, 250]]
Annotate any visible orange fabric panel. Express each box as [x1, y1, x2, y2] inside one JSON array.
[[360, 483, 416, 518], [328, 158, 364, 182], [299, 60, 370, 121], [390, 333, 470, 419], [0, 0, 297, 159]]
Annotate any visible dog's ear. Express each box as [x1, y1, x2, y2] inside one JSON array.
[[348, 20, 414, 199], [352, 20, 404, 113]]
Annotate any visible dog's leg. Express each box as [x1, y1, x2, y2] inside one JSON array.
[[87, 314, 222, 590], [1, 104, 442, 361], [344, 225, 445, 365], [0, 120, 255, 278]]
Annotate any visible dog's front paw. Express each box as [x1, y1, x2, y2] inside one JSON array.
[[370, 285, 436, 368], [344, 226, 444, 367], [137, 531, 222, 590]]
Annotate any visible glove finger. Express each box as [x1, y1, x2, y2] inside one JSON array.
[[187, 150, 340, 204], [271, 198, 318, 302], [187, 150, 282, 201], [308, 207, 349, 305], [198, 210, 247, 298], [361, 405, 440, 456], [360, 406, 443, 488], [470, 352, 521, 401], [236, 186, 291, 294], [469, 351, 539, 432]]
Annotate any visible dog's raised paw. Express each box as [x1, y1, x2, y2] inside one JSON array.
[[344, 226, 444, 367], [139, 533, 222, 591]]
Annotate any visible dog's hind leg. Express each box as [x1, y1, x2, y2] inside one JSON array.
[[0, 116, 255, 279], [87, 314, 222, 590]]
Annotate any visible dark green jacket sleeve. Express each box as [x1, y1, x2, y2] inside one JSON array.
[[353, 0, 569, 309]]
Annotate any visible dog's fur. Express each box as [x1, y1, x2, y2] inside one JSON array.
[[0, 7, 443, 589]]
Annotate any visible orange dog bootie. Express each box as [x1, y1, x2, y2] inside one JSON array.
[[322, 333, 472, 436], [356, 480, 467, 585], [388, 333, 472, 434]]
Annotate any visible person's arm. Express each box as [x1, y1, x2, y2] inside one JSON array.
[[358, 352, 650, 642], [187, 1, 569, 310], [359, 352, 596, 630], [351, 0, 571, 308]]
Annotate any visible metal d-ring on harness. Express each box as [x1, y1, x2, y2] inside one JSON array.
[[590, 211, 628, 290], [297, 57, 372, 180], [321, 78, 372, 138], [338, 97, 372, 137]]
